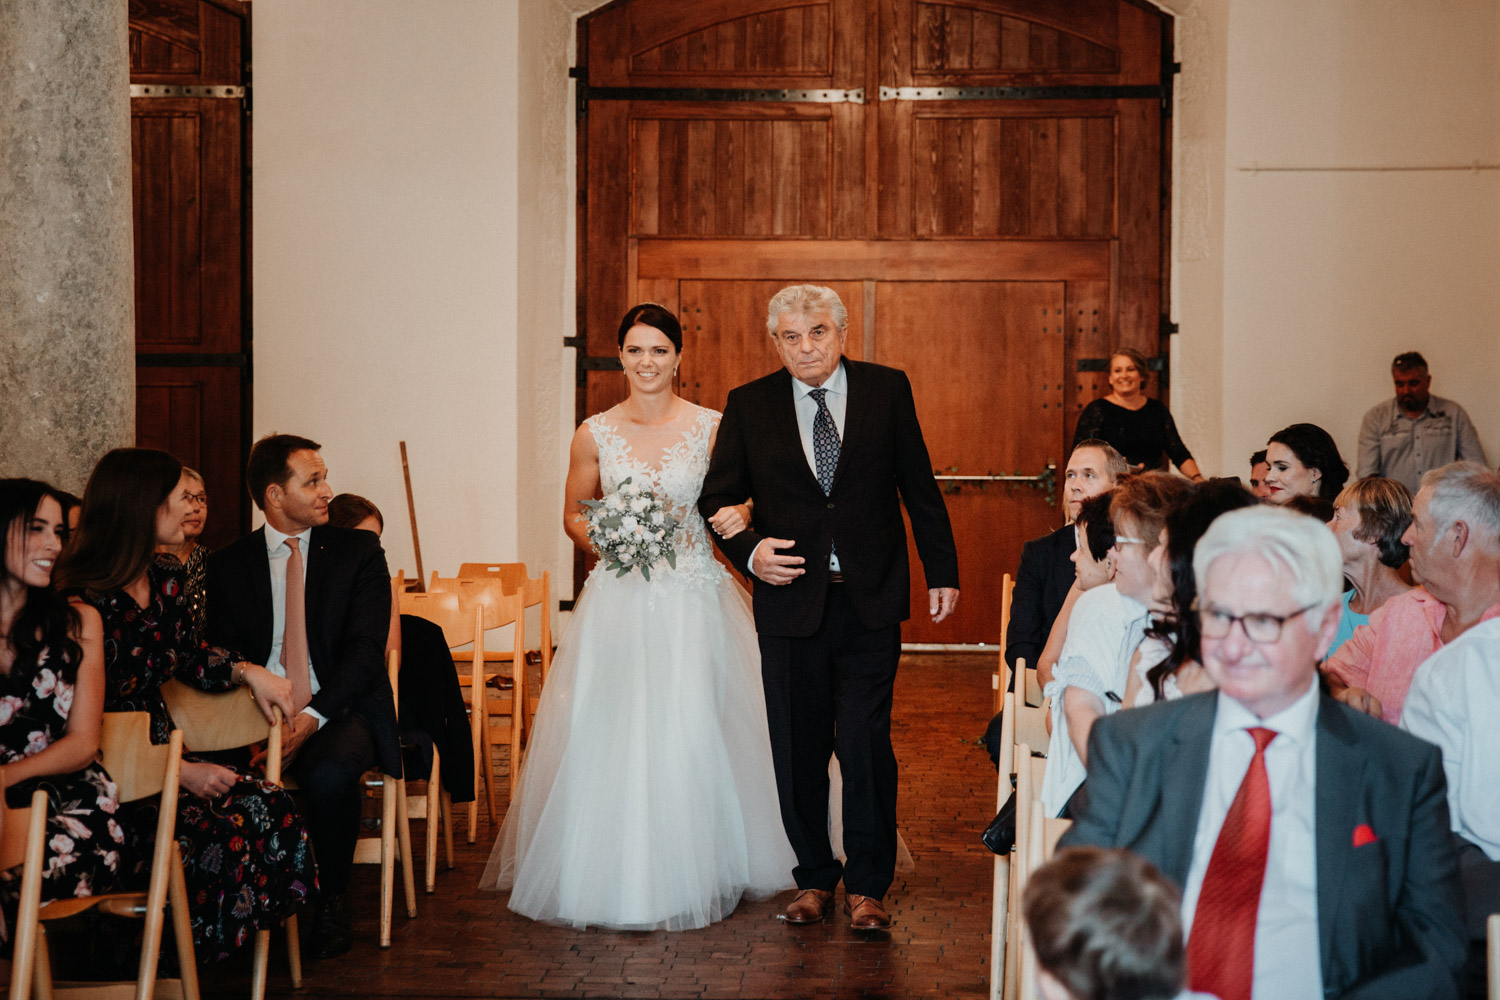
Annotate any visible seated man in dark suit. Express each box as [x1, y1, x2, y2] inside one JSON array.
[[1005, 439, 1126, 673], [207, 434, 399, 959], [1061, 505, 1467, 1000]]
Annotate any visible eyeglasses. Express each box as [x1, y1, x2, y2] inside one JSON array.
[[1112, 536, 1147, 547], [1197, 602, 1320, 643], [186, 493, 208, 505]]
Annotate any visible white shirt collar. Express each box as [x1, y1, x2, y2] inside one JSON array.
[[264, 521, 312, 555], [792, 361, 848, 401], [1213, 673, 1320, 746]]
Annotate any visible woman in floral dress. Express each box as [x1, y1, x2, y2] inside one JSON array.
[[0, 478, 124, 944], [54, 449, 318, 963]]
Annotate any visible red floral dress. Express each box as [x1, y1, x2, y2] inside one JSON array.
[[0, 642, 126, 945], [86, 557, 317, 962]]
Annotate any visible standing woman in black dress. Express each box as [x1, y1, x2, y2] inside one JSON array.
[[1072, 349, 1205, 480], [54, 449, 318, 963]]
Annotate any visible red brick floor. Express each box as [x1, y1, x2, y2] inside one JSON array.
[[203, 653, 999, 999]]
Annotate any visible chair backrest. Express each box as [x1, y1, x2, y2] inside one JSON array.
[[998, 572, 1014, 655], [0, 788, 48, 871], [398, 591, 477, 650], [1014, 698, 1050, 759], [161, 678, 275, 752], [454, 562, 528, 591], [100, 712, 182, 804], [427, 576, 523, 632]]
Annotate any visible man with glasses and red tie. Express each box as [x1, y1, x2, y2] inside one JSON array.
[[1061, 505, 1466, 1000]]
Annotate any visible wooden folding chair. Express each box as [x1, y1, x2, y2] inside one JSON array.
[[391, 574, 453, 893], [31, 715, 198, 1000], [3, 786, 49, 1000], [160, 680, 301, 999], [343, 650, 417, 948], [397, 591, 523, 844], [1010, 660, 1050, 759], [994, 573, 1014, 714], [988, 676, 1014, 1000], [415, 581, 527, 827], [1004, 739, 1041, 1000], [454, 562, 528, 591]]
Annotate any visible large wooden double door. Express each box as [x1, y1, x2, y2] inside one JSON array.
[[578, 0, 1171, 643]]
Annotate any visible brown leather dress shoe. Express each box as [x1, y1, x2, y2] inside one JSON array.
[[844, 893, 892, 930], [779, 888, 834, 924]]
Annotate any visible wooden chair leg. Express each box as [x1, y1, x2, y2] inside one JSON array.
[[251, 929, 270, 1000], [441, 790, 455, 870], [468, 700, 483, 843], [425, 753, 441, 893], [380, 776, 397, 948], [396, 779, 417, 919], [481, 701, 499, 826], [285, 914, 302, 988], [32, 927, 53, 1000], [169, 845, 202, 1000]]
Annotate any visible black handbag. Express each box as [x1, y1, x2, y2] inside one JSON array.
[[981, 783, 1018, 855]]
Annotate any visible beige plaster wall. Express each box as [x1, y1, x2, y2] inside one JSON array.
[[252, 0, 522, 580], [1215, 0, 1500, 477]]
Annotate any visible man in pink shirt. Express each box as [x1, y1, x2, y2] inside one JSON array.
[[1325, 462, 1500, 722]]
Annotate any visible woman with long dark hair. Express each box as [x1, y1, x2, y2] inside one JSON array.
[[0, 478, 124, 941], [54, 449, 317, 962], [1263, 422, 1350, 503], [1127, 478, 1258, 706]]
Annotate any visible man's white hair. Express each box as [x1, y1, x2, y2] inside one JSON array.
[[1419, 462, 1500, 553], [765, 284, 849, 337], [1193, 506, 1342, 631]]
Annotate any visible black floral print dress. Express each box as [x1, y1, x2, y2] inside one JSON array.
[[85, 557, 317, 962], [0, 642, 126, 946]]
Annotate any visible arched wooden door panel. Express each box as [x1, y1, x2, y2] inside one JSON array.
[[578, 0, 1171, 643]]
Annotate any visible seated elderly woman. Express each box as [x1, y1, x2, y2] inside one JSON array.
[[1262, 423, 1349, 505], [1326, 477, 1413, 657], [1039, 473, 1191, 818], [1125, 478, 1258, 708], [155, 466, 209, 641], [1325, 462, 1500, 724], [1024, 847, 1215, 1000]]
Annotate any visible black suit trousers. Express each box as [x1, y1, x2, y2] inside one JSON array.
[[288, 713, 377, 895], [758, 584, 901, 899]]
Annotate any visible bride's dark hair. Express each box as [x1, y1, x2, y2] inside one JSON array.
[[617, 303, 683, 352]]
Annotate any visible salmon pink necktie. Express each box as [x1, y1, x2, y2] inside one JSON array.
[[281, 537, 312, 713], [1187, 726, 1278, 1000]]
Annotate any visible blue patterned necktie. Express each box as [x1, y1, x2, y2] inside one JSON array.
[[809, 387, 840, 494]]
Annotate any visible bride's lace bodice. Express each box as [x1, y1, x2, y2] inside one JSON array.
[[586, 405, 725, 586]]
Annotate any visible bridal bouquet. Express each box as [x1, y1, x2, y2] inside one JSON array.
[[580, 478, 679, 580]]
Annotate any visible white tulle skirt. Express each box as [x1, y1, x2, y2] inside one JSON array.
[[480, 564, 796, 930]]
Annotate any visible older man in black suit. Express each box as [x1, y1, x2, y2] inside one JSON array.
[[1061, 505, 1466, 1000], [700, 284, 959, 931], [207, 434, 398, 959]]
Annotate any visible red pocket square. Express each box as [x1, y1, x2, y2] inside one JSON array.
[[1353, 824, 1378, 847]]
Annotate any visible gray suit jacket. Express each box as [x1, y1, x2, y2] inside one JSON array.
[[1060, 689, 1467, 1000]]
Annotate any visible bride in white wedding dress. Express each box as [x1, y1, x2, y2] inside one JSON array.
[[480, 303, 796, 930]]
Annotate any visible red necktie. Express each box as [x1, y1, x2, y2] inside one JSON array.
[[1188, 726, 1278, 1000], [282, 537, 312, 713]]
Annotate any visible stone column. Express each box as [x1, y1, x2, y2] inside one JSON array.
[[0, 0, 135, 493]]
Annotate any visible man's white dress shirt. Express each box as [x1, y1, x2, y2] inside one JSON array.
[[1402, 617, 1500, 860], [748, 362, 847, 577], [1181, 683, 1323, 1000], [264, 523, 326, 726]]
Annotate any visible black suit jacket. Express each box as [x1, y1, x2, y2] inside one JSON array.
[[1060, 690, 1467, 1000], [1004, 524, 1074, 669], [207, 525, 401, 777], [699, 360, 959, 637]]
